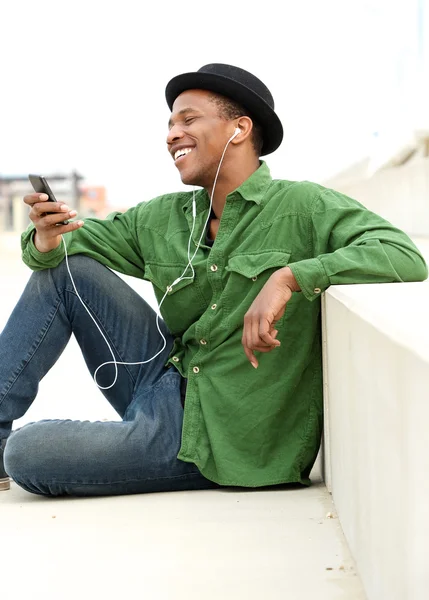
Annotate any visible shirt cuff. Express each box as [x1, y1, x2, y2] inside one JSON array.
[[288, 258, 330, 301], [21, 226, 65, 269]]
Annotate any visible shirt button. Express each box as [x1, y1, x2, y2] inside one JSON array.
[[200, 339, 207, 345], [211, 303, 217, 310], [314, 288, 321, 294], [172, 356, 180, 362], [193, 366, 200, 374], [210, 264, 218, 272], [251, 276, 257, 281]]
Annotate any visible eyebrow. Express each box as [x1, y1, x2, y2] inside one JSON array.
[[168, 108, 200, 129]]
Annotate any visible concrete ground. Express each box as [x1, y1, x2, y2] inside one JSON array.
[[7, 230, 421, 600]]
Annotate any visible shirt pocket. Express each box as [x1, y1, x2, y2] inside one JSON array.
[[222, 250, 291, 330], [145, 262, 208, 335]]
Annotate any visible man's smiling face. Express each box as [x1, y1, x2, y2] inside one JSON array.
[[167, 89, 235, 187]]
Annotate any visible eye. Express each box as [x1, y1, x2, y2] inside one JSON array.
[[184, 116, 196, 125]]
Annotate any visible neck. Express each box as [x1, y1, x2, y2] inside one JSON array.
[[205, 157, 260, 217]]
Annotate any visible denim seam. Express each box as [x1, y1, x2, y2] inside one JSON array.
[[0, 301, 62, 409]]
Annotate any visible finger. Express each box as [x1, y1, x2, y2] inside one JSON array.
[[44, 219, 85, 236], [259, 317, 281, 347], [242, 317, 259, 368], [252, 345, 276, 353], [24, 192, 50, 207], [245, 314, 273, 349], [38, 218, 83, 236], [243, 313, 255, 352], [33, 201, 69, 218], [243, 345, 258, 369], [250, 317, 263, 350], [38, 209, 77, 227]]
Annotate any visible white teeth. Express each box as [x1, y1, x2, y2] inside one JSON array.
[[174, 148, 193, 161]]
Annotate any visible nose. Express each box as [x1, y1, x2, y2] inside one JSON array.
[[166, 123, 185, 146]]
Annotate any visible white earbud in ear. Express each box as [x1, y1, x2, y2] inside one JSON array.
[[229, 127, 241, 142]]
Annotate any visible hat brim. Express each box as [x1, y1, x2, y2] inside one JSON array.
[[165, 72, 283, 156]]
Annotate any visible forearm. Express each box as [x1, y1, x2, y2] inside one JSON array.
[[286, 187, 429, 301], [317, 235, 427, 285], [286, 235, 427, 302], [22, 209, 145, 277]]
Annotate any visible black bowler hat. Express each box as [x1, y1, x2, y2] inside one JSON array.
[[165, 63, 283, 156]]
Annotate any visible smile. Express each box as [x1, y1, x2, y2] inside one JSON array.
[[174, 148, 193, 161]]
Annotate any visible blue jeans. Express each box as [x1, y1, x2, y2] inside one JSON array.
[[0, 256, 218, 496]]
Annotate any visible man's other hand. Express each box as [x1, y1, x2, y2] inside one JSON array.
[[242, 267, 300, 368]]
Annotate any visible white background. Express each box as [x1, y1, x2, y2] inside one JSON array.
[[0, 0, 427, 207]]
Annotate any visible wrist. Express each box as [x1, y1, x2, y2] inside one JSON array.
[[276, 266, 301, 293], [33, 231, 61, 253]]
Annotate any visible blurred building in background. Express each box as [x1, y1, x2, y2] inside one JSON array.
[[0, 172, 110, 232], [80, 185, 108, 218]]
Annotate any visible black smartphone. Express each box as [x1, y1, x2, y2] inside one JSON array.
[[28, 174, 68, 224]]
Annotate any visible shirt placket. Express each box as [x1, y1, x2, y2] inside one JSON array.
[[187, 195, 241, 379], [179, 196, 241, 458]]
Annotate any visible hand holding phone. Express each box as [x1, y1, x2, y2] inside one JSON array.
[[28, 174, 69, 225], [25, 174, 84, 253]]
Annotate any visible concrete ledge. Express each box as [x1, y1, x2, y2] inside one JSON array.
[[322, 282, 429, 600]]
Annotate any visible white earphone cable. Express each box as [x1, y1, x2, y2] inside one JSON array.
[[61, 130, 237, 390]]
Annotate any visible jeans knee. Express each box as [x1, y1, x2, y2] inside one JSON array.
[[3, 429, 26, 480], [50, 255, 103, 283], [3, 423, 46, 482], [51, 255, 117, 298]]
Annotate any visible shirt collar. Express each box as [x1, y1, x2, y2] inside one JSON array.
[[232, 160, 272, 205], [183, 160, 272, 213]]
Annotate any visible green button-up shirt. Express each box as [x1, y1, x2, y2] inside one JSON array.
[[21, 162, 428, 486]]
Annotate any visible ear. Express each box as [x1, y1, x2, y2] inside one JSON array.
[[231, 116, 254, 146]]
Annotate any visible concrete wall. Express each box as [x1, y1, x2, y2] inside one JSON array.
[[329, 157, 429, 238], [322, 281, 429, 600]]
